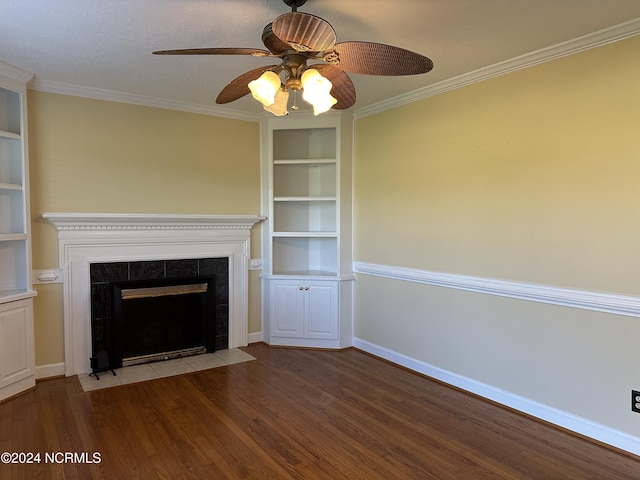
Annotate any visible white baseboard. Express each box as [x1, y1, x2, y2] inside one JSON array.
[[248, 331, 263, 344], [35, 362, 65, 380], [353, 337, 640, 456]]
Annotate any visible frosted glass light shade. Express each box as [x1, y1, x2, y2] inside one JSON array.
[[248, 71, 281, 106], [301, 69, 337, 115], [264, 87, 289, 116]]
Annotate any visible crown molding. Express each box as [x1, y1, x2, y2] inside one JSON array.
[[28, 79, 259, 122], [22, 17, 640, 122], [354, 17, 640, 119], [0, 60, 34, 87]]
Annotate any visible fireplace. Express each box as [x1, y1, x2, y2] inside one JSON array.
[[90, 257, 228, 369], [116, 280, 210, 364], [43, 213, 264, 376]]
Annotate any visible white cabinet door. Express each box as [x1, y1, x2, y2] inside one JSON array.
[[0, 298, 35, 401], [271, 281, 304, 338], [305, 281, 338, 340]]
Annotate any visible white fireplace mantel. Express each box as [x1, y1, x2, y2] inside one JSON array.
[[43, 213, 265, 376], [42, 212, 265, 232]]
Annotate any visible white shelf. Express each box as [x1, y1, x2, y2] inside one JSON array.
[[269, 270, 338, 278], [0, 73, 31, 296], [0, 233, 28, 241], [272, 232, 337, 237], [0, 288, 37, 303], [0, 182, 22, 191], [274, 196, 336, 202], [274, 158, 336, 165], [0, 129, 20, 140], [0, 64, 35, 402], [270, 125, 338, 275]]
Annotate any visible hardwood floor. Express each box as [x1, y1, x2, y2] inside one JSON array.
[[1, 343, 638, 479]]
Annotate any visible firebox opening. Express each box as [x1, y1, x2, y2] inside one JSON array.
[[112, 276, 217, 368]]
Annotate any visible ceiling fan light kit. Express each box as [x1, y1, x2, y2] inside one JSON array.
[[153, 0, 433, 116], [263, 86, 290, 116], [248, 70, 281, 106], [300, 69, 337, 115]]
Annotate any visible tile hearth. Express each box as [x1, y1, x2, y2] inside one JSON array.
[[78, 348, 255, 392]]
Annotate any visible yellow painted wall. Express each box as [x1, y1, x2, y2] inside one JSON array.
[[355, 35, 640, 294], [353, 35, 640, 437], [27, 91, 262, 367]]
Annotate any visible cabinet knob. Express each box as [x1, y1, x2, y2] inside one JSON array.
[[299, 286, 304, 290], [304, 287, 310, 290]]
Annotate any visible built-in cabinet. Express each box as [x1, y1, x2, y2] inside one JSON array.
[[262, 113, 353, 348], [0, 61, 36, 401], [270, 280, 338, 340]]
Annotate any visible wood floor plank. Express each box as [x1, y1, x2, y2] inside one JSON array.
[[0, 344, 638, 479]]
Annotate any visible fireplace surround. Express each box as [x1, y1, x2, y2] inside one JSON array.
[[43, 213, 264, 376], [92, 257, 228, 369]]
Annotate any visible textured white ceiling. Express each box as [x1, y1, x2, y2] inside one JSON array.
[[1, 0, 640, 117]]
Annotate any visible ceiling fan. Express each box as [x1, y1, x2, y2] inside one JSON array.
[[153, 0, 433, 115]]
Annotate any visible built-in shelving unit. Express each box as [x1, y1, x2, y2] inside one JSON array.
[[0, 61, 36, 401], [262, 113, 353, 348]]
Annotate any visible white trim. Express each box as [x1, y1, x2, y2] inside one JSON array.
[[248, 331, 263, 344], [354, 261, 640, 319], [353, 337, 640, 456], [41, 212, 265, 231], [28, 79, 259, 122], [354, 17, 640, 119], [0, 60, 34, 84], [35, 362, 65, 380]]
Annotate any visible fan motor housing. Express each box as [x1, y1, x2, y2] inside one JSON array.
[[284, 0, 308, 7]]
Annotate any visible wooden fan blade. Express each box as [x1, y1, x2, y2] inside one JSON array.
[[153, 47, 271, 56], [262, 23, 290, 54], [312, 65, 356, 110], [216, 65, 278, 104], [326, 41, 433, 75], [272, 12, 336, 52]]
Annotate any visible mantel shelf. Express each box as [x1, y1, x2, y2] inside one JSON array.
[[42, 213, 266, 232]]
